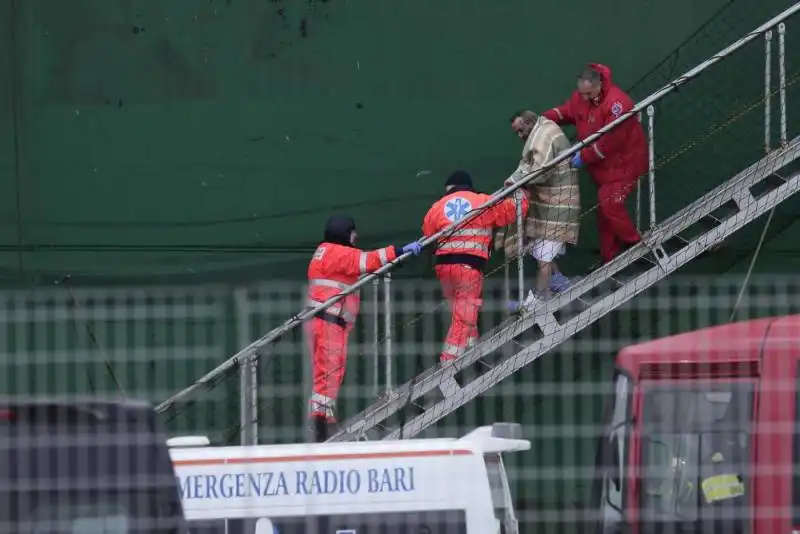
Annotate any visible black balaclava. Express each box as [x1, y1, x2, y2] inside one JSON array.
[[444, 170, 475, 193], [323, 215, 356, 247]]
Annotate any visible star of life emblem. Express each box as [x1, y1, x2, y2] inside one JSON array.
[[444, 197, 472, 222]]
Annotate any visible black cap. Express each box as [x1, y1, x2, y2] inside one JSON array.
[[445, 170, 473, 189], [323, 215, 356, 247]]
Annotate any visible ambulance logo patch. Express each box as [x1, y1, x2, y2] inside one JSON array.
[[611, 102, 623, 117], [445, 197, 472, 222]]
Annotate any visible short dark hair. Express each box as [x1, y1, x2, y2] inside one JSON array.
[[577, 67, 602, 86], [510, 109, 537, 123]]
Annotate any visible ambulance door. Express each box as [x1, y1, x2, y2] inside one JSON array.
[[484, 453, 518, 534]]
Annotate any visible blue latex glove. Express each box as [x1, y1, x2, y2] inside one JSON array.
[[401, 241, 423, 256], [506, 300, 522, 314], [570, 152, 584, 168]]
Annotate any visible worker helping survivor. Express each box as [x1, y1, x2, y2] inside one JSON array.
[[543, 64, 648, 265], [423, 171, 528, 362], [306, 215, 423, 442], [499, 109, 581, 312]]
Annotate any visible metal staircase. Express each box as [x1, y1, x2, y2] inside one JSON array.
[[327, 137, 800, 441], [154, 3, 800, 446]]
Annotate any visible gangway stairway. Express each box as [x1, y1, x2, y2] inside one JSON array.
[[149, 2, 800, 445], [327, 138, 800, 442]]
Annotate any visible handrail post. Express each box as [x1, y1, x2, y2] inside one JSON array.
[[234, 288, 258, 446], [383, 273, 393, 394], [765, 29, 773, 153], [515, 191, 525, 300], [647, 105, 657, 229], [636, 111, 643, 230], [503, 260, 511, 315], [371, 277, 380, 397], [778, 23, 788, 146]]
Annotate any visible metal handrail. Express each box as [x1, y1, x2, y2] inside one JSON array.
[[155, 1, 800, 414]]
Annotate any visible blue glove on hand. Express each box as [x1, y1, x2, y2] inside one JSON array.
[[401, 241, 423, 256], [570, 152, 584, 168]]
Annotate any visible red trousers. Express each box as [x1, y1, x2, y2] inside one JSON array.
[[435, 264, 483, 362], [307, 317, 350, 422], [596, 180, 641, 263]]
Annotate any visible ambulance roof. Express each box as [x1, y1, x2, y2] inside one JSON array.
[[168, 423, 530, 459]]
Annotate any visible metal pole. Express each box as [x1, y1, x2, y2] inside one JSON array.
[[383, 273, 393, 393], [647, 105, 656, 229], [765, 29, 773, 153], [636, 111, 643, 229], [371, 278, 380, 397], [778, 23, 788, 146], [515, 192, 525, 300], [234, 288, 257, 446], [503, 260, 511, 314], [154, 2, 800, 414]]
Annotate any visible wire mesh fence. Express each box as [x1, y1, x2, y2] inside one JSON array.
[[0, 276, 800, 531], [2, 4, 800, 534], [1, 274, 800, 533]]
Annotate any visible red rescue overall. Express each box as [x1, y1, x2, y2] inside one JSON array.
[[422, 172, 528, 362], [306, 216, 398, 428], [543, 63, 648, 263]]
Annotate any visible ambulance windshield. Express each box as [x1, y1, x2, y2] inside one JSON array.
[[638, 382, 753, 531]]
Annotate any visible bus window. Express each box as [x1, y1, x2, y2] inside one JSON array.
[[639, 383, 753, 533]]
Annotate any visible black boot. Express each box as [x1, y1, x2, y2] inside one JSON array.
[[311, 416, 329, 443], [326, 420, 338, 440]]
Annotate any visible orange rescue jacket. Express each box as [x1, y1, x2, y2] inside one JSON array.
[[307, 242, 399, 327], [422, 188, 527, 268]]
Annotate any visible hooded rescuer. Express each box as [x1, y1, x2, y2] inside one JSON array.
[[542, 63, 648, 266], [305, 215, 423, 442]]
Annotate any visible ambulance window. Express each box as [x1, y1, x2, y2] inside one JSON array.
[[220, 511, 468, 534], [188, 519, 228, 533]]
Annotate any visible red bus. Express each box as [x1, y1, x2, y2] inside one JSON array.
[[593, 315, 800, 534]]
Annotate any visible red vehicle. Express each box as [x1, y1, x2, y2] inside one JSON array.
[[593, 315, 800, 534]]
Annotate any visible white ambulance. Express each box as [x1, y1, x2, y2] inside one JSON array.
[[168, 423, 530, 534]]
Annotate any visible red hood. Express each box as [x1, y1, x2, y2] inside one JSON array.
[[588, 63, 612, 86]]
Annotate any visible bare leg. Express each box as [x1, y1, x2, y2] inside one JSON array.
[[535, 260, 554, 299]]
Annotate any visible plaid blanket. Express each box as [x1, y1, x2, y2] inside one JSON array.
[[495, 116, 580, 258]]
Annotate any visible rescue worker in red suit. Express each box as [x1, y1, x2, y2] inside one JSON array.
[[306, 215, 423, 442], [542, 64, 648, 264], [422, 171, 529, 362]]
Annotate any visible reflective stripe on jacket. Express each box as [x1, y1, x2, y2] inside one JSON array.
[[422, 190, 527, 260], [307, 242, 398, 325]]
